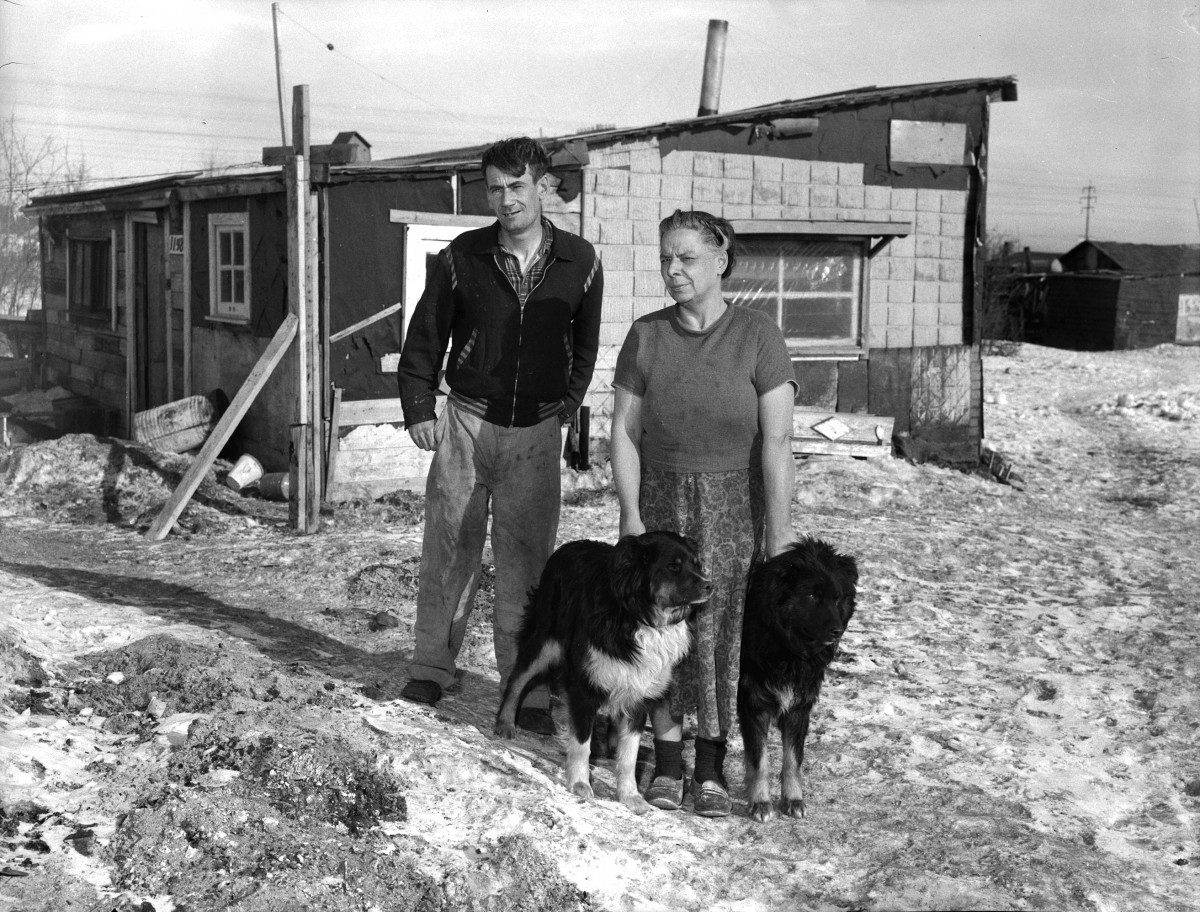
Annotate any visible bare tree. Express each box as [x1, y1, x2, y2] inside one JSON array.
[[0, 115, 89, 317]]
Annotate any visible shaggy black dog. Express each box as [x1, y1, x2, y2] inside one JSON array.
[[494, 532, 711, 813], [738, 537, 858, 821]]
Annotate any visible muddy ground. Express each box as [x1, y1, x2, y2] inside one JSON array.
[[1, 343, 1198, 912]]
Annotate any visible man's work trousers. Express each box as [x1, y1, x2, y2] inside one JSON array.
[[408, 399, 561, 709]]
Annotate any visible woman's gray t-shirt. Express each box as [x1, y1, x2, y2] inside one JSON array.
[[613, 303, 796, 473]]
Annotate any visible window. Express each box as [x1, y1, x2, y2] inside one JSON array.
[[208, 212, 250, 321], [67, 237, 112, 320], [727, 237, 866, 351]]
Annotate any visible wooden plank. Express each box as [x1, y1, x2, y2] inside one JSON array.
[[182, 201, 192, 397], [792, 438, 893, 458], [145, 313, 298, 541], [338, 397, 406, 427], [389, 209, 493, 227], [792, 408, 894, 444], [304, 150, 321, 530], [728, 219, 912, 237], [329, 301, 403, 344], [124, 214, 134, 436], [325, 386, 343, 493]]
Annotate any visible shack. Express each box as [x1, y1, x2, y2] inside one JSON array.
[[25, 74, 1018, 493], [1033, 241, 1200, 349]]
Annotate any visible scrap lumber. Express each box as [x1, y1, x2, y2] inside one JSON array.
[[792, 408, 895, 458], [145, 313, 298, 542]]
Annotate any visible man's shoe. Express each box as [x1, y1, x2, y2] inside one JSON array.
[[645, 776, 684, 811], [516, 706, 556, 736], [693, 780, 732, 818], [399, 679, 442, 706]]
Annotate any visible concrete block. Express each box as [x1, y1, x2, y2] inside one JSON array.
[[887, 282, 914, 304], [810, 208, 838, 221], [939, 302, 964, 324], [915, 236, 942, 258], [939, 284, 962, 306], [692, 177, 723, 203], [941, 191, 967, 214], [810, 185, 838, 209], [938, 325, 965, 346], [838, 163, 864, 185], [890, 188, 917, 210], [633, 244, 660, 272], [868, 322, 889, 348], [916, 211, 941, 236], [941, 214, 966, 238], [635, 270, 664, 297], [914, 258, 940, 282], [723, 155, 754, 180], [582, 194, 596, 217], [865, 209, 893, 221], [594, 194, 628, 219], [629, 196, 659, 222], [886, 325, 914, 348], [599, 219, 633, 244], [914, 281, 940, 303], [753, 180, 782, 205], [781, 159, 811, 183], [600, 322, 630, 346], [939, 260, 964, 282], [633, 220, 659, 245], [783, 184, 810, 208], [723, 204, 753, 220], [913, 301, 940, 325], [723, 179, 753, 205], [864, 185, 891, 209], [597, 244, 634, 271], [837, 186, 865, 209], [752, 204, 783, 219], [661, 174, 692, 199], [582, 219, 600, 243], [912, 325, 939, 347], [891, 234, 916, 258], [889, 258, 914, 281], [693, 152, 723, 178], [629, 148, 661, 174], [629, 172, 660, 198], [584, 171, 598, 192], [916, 189, 941, 212], [781, 206, 811, 220], [595, 169, 630, 196], [597, 150, 631, 169], [661, 150, 694, 175], [887, 303, 914, 327], [754, 157, 784, 182], [660, 199, 691, 218], [810, 161, 839, 184], [870, 256, 890, 280], [605, 271, 634, 297], [941, 238, 965, 259]]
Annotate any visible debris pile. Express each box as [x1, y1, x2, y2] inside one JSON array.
[[1095, 390, 1200, 421]]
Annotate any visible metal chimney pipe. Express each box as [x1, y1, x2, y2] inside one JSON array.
[[698, 19, 728, 117]]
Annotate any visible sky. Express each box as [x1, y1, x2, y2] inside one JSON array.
[[2, 0, 1198, 252]]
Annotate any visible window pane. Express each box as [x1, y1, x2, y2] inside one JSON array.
[[232, 232, 245, 267], [219, 231, 232, 265], [233, 271, 245, 303], [220, 271, 232, 302], [727, 237, 863, 345]]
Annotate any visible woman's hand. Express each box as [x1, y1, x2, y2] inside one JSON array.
[[619, 513, 646, 539]]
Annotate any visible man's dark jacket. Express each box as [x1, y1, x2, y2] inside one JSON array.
[[397, 222, 603, 428]]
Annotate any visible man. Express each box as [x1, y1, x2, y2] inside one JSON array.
[[396, 137, 603, 735]]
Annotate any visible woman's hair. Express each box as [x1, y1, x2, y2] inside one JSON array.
[[659, 209, 737, 278]]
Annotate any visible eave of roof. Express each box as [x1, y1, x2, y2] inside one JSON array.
[[25, 74, 1017, 212]]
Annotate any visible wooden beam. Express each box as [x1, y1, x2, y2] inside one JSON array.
[[263, 142, 367, 166], [329, 301, 402, 343], [325, 386, 343, 492], [728, 219, 912, 237], [124, 214, 135, 436], [389, 209, 493, 227], [145, 313, 298, 541], [182, 200, 192, 397]]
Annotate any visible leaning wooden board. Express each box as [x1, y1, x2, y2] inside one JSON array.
[[791, 408, 895, 458]]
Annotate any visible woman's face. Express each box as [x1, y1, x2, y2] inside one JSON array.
[[660, 228, 727, 306]]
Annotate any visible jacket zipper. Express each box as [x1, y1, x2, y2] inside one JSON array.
[[508, 258, 554, 426]]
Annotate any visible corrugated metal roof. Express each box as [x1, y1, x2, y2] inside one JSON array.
[[1065, 240, 1200, 276], [27, 74, 1017, 211]]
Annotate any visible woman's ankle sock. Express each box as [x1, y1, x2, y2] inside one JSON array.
[[693, 736, 727, 786], [653, 738, 684, 780]]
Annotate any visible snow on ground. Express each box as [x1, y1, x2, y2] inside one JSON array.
[[0, 343, 1198, 912]]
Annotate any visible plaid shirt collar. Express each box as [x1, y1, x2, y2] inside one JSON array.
[[493, 217, 555, 306]]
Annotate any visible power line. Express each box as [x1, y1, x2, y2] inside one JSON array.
[[1080, 183, 1097, 239]]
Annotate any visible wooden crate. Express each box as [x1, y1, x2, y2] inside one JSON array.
[[792, 408, 895, 458]]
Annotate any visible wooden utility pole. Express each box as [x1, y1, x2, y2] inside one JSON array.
[[283, 84, 322, 533]]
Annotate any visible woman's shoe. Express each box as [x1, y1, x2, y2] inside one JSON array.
[[693, 780, 732, 818], [645, 776, 685, 810]]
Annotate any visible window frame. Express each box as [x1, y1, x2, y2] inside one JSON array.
[[66, 234, 114, 325], [207, 211, 251, 323]]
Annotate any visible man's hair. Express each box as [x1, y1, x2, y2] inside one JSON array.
[[481, 137, 552, 182], [659, 209, 737, 278]]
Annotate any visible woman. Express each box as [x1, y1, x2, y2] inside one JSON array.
[[611, 209, 797, 817]]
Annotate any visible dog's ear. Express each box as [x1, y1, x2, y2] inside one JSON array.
[[611, 535, 647, 603], [684, 535, 700, 556], [836, 552, 859, 589]]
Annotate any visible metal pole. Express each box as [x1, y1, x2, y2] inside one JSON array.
[[272, 3, 288, 146], [698, 19, 729, 117]]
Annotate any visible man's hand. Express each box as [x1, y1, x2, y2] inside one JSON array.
[[407, 419, 438, 451]]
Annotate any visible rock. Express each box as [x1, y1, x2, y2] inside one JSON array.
[[106, 671, 126, 685]]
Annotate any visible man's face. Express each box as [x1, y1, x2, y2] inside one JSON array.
[[485, 165, 545, 235]]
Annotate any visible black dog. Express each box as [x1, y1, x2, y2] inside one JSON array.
[[738, 537, 858, 821], [495, 532, 711, 813]]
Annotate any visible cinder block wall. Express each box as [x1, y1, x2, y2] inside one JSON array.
[[577, 138, 970, 440]]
